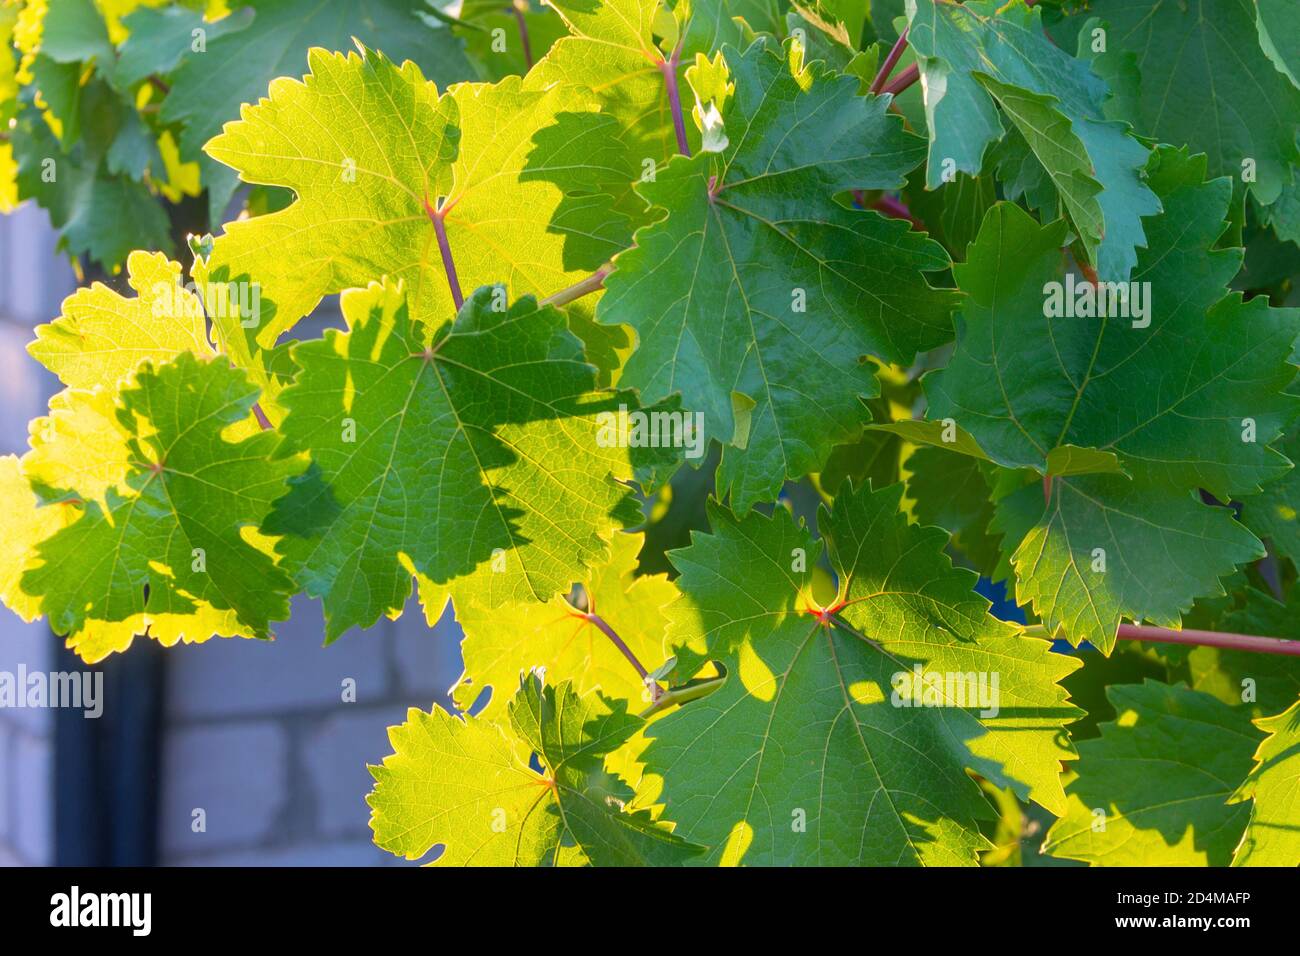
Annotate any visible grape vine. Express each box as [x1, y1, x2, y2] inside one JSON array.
[[2, 0, 1300, 867]]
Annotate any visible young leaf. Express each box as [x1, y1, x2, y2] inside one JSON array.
[[453, 532, 676, 717], [598, 38, 958, 511], [202, 45, 632, 350], [368, 674, 702, 865]]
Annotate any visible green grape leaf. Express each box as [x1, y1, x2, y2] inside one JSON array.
[[905, 445, 1000, 572], [641, 480, 1080, 865], [10, 102, 173, 267], [597, 38, 958, 511], [993, 475, 1263, 655], [923, 150, 1298, 652], [1188, 587, 1300, 716], [1256, 0, 1300, 89], [903, 169, 996, 262], [264, 279, 643, 641], [1239, 429, 1300, 570], [115, 3, 256, 90], [6, 383, 256, 662], [202, 44, 630, 351], [1043, 680, 1259, 866], [37, 0, 113, 73], [904, 0, 1158, 280], [159, 0, 474, 220], [526, 0, 717, 171], [20, 353, 303, 657], [1229, 697, 1300, 866], [454, 532, 676, 717], [1064, 0, 1300, 207], [23, 386, 133, 511], [368, 674, 703, 865]]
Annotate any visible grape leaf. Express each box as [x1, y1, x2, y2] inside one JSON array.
[[1255, 0, 1300, 90], [1064, 0, 1300, 207], [453, 532, 675, 717], [21, 352, 303, 656], [1239, 429, 1300, 570], [1043, 679, 1259, 867], [904, 0, 1158, 281], [27, 251, 213, 390], [924, 150, 1298, 651], [0, 455, 77, 623], [1229, 697, 1300, 866], [905, 445, 1000, 572], [903, 169, 996, 262], [1189, 587, 1300, 715], [993, 475, 1264, 655], [597, 38, 958, 511], [525, 0, 737, 173], [34, 0, 113, 75], [368, 674, 702, 865], [114, 3, 256, 90], [159, 0, 475, 221], [263, 279, 644, 641], [22, 386, 133, 511], [10, 101, 173, 267], [426, 0, 566, 83], [641, 480, 1080, 865], [202, 44, 631, 351]]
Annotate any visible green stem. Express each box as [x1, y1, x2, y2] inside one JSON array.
[[541, 263, 611, 307]]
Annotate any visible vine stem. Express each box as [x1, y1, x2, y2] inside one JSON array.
[[424, 195, 464, 309], [510, 1, 534, 70], [1115, 625, 1300, 657], [871, 194, 922, 227], [659, 40, 691, 158], [1025, 623, 1300, 657], [251, 402, 273, 431], [876, 0, 1038, 98], [882, 63, 920, 97], [870, 28, 910, 95], [573, 593, 663, 702]]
